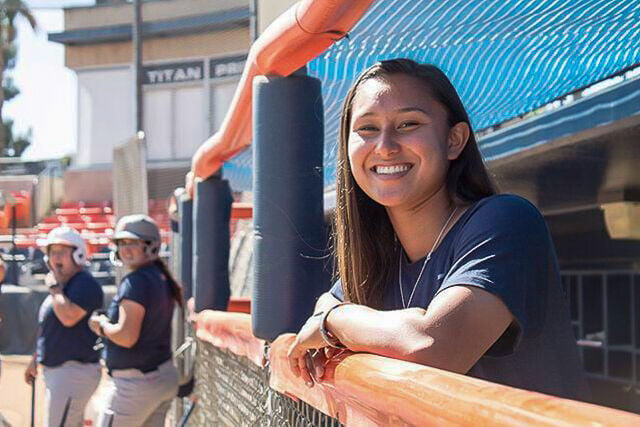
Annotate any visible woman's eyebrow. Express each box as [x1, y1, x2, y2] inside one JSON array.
[[355, 107, 428, 119], [396, 107, 428, 114]]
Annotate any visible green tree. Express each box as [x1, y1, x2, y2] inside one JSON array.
[[0, 0, 36, 156], [3, 117, 30, 156]]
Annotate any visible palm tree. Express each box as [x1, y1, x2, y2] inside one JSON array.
[[0, 0, 36, 156]]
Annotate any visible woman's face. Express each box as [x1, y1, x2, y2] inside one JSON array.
[[347, 74, 462, 210], [117, 239, 148, 269], [48, 244, 79, 282]]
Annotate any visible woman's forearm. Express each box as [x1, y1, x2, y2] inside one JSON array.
[[326, 304, 435, 363], [51, 294, 83, 327], [103, 321, 138, 348]]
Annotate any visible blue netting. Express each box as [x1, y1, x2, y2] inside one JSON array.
[[225, 0, 640, 191]]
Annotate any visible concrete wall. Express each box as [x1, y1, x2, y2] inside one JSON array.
[[63, 168, 113, 202], [66, 28, 250, 70], [63, 164, 194, 203], [0, 176, 37, 193], [65, 0, 247, 31]]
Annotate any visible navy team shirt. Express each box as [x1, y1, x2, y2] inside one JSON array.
[[105, 263, 174, 371], [37, 270, 104, 367], [331, 194, 590, 401]]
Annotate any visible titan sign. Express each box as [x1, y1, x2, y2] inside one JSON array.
[[144, 61, 204, 85]]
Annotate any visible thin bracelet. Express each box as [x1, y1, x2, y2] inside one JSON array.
[[320, 302, 351, 349]]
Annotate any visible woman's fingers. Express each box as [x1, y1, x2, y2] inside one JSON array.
[[288, 340, 323, 387], [287, 339, 304, 378], [311, 350, 327, 379], [298, 352, 313, 386]]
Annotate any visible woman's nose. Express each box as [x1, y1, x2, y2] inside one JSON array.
[[374, 128, 401, 157]]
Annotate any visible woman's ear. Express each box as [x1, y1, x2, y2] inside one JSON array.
[[447, 122, 470, 160]]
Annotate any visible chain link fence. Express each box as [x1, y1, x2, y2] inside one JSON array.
[[191, 340, 342, 426], [113, 134, 149, 218]]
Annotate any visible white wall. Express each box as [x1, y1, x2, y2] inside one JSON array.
[[258, 0, 297, 35], [75, 63, 241, 166], [143, 84, 208, 160], [77, 67, 133, 166], [174, 85, 207, 158], [211, 78, 240, 132]]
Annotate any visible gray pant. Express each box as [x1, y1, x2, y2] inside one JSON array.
[[96, 359, 178, 427], [42, 361, 102, 427]]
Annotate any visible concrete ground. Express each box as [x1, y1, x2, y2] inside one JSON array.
[[0, 356, 111, 427], [0, 355, 44, 427]]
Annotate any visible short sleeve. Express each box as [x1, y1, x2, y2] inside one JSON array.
[[119, 274, 149, 307], [65, 273, 103, 313], [439, 195, 552, 356], [330, 280, 344, 302]]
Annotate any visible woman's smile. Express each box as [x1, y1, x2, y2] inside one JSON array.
[[370, 163, 413, 177]]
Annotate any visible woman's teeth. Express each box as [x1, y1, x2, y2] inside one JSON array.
[[374, 164, 411, 175]]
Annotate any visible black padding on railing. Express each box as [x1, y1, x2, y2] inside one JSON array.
[[193, 177, 233, 312], [252, 75, 328, 341], [179, 197, 193, 301]]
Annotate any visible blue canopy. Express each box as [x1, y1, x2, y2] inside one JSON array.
[[224, 0, 640, 191]]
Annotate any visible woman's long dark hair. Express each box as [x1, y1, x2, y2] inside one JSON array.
[[334, 59, 496, 308], [153, 258, 184, 308]]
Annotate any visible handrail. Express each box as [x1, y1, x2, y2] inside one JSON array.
[[196, 309, 640, 426], [189, 0, 374, 191], [195, 309, 264, 367]]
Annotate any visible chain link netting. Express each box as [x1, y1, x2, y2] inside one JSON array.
[[191, 340, 342, 426], [113, 135, 149, 218]]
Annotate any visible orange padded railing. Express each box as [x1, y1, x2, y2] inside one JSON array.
[[196, 309, 640, 426], [189, 0, 374, 190]]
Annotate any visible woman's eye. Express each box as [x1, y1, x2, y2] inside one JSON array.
[[398, 121, 419, 129], [355, 125, 378, 132]]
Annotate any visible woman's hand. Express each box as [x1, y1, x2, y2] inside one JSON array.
[[287, 312, 334, 387], [24, 357, 37, 385], [45, 272, 59, 292], [88, 313, 108, 336]]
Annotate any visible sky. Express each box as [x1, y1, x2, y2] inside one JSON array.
[[5, 0, 95, 160]]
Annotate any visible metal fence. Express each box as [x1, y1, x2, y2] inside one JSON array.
[[33, 165, 64, 223], [562, 270, 639, 385], [191, 340, 341, 426], [113, 134, 149, 218], [562, 270, 640, 412]]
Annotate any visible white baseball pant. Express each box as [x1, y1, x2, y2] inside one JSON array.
[[42, 361, 102, 427], [96, 359, 178, 427]]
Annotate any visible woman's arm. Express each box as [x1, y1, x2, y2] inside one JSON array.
[[91, 300, 145, 348], [49, 283, 87, 328], [314, 291, 342, 314], [288, 285, 514, 383], [329, 286, 513, 373]]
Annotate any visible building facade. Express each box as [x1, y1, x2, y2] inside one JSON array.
[[49, 0, 250, 200]]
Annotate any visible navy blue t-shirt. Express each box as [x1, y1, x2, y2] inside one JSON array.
[[105, 263, 174, 371], [331, 194, 589, 401], [37, 270, 104, 367]]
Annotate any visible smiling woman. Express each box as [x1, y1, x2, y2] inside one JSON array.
[[287, 59, 590, 402], [89, 215, 182, 427]]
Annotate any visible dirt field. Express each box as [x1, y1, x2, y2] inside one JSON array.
[[0, 356, 110, 427], [0, 355, 44, 427]]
